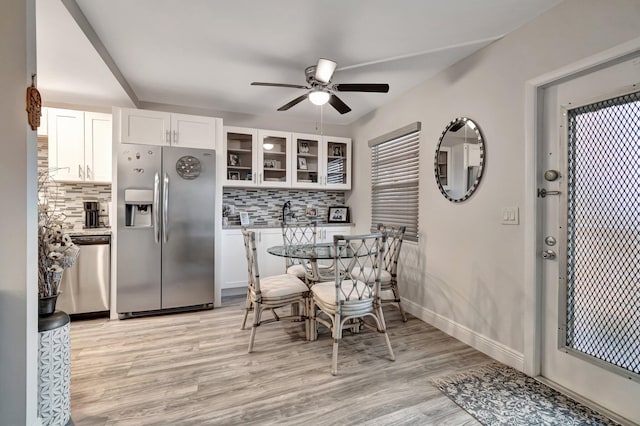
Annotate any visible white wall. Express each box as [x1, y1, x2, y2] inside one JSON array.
[[347, 0, 640, 366], [0, 0, 39, 424]]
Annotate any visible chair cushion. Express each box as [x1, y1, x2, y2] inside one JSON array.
[[350, 266, 392, 284], [286, 264, 307, 278], [259, 274, 308, 298], [311, 280, 373, 304]]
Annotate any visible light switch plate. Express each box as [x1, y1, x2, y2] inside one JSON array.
[[501, 206, 519, 225]]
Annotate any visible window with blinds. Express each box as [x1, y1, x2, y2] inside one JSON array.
[[370, 122, 420, 242]]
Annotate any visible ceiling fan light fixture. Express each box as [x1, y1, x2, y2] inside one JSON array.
[[309, 90, 330, 106]]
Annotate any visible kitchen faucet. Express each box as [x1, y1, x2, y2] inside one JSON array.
[[282, 201, 293, 223]]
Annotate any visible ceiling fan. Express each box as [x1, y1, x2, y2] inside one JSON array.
[[251, 58, 389, 114]]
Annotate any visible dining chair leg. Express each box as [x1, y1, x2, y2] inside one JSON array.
[[331, 313, 341, 376], [392, 282, 408, 322], [241, 290, 251, 330], [248, 303, 261, 353], [375, 304, 395, 361]]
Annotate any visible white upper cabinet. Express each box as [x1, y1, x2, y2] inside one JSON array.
[[170, 113, 217, 149], [291, 133, 351, 190], [224, 126, 291, 188], [120, 108, 170, 146], [85, 112, 112, 182], [119, 108, 217, 149], [48, 108, 84, 181], [48, 108, 112, 183]]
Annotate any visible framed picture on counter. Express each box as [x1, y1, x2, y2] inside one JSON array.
[[298, 157, 308, 170], [228, 171, 240, 180], [328, 206, 349, 223]]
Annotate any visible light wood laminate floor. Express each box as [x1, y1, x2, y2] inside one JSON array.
[[70, 298, 491, 425]]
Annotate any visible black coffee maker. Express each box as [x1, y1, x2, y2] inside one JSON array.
[[84, 201, 100, 228]]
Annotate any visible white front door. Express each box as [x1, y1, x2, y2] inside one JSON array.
[[540, 56, 640, 423]]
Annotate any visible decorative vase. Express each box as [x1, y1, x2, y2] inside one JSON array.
[[38, 294, 59, 317]]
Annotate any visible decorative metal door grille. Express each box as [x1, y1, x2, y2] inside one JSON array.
[[565, 91, 640, 378]]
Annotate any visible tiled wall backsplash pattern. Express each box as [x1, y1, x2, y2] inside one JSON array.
[[38, 137, 112, 230], [223, 188, 346, 226]]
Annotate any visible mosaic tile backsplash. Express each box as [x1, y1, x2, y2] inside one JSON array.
[[223, 188, 346, 226], [38, 137, 112, 230]]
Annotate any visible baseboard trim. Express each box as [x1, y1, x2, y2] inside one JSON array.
[[402, 298, 524, 370]]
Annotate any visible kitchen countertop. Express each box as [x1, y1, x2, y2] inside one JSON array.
[[67, 227, 112, 236]]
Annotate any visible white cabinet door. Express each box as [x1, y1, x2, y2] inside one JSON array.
[[221, 229, 248, 289], [292, 133, 323, 188], [258, 130, 291, 188], [319, 226, 351, 243], [171, 113, 216, 149], [256, 228, 286, 277], [48, 108, 84, 182], [84, 112, 112, 183], [224, 126, 257, 187], [323, 136, 351, 190], [120, 108, 170, 146]]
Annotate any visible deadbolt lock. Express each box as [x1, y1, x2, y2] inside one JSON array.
[[544, 170, 560, 181]]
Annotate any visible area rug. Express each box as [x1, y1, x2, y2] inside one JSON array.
[[431, 362, 619, 426]]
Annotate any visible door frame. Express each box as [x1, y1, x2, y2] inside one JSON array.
[[523, 36, 640, 378]]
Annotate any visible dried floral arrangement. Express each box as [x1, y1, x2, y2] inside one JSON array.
[[38, 170, 79, 298]]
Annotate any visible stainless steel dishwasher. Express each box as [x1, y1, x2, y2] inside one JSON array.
[[57, 234, 111, 315]]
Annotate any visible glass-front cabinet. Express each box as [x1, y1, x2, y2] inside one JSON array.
[[292, 134, 351, 190], [323, 136, 351, 190], [258, 130, 291, 188], [224, 126, 291, 188], [224, 127, 256, 187]]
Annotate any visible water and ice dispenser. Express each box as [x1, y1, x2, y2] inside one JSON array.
[[124, 189, 154, 227]]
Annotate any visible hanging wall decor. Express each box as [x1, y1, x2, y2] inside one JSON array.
[[26, 74, 42, 131]]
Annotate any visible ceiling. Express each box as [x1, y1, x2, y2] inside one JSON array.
[[37, 0, 563, 125]]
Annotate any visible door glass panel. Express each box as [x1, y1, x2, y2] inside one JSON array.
[[564, 91, 640, 378], [262, 136, 287, 183], [327, 141, 347, 184], [227, 131, 253, 182], [295, 137, 319, 184]]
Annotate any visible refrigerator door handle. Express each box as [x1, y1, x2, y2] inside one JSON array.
[[163, 172, 169, 243], [153, 172, 160, 244]]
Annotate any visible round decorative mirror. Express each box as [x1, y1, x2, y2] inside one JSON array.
[[434, 117, 485, 202]]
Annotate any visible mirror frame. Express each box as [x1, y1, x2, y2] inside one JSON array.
[[434, 117, 486, 203]]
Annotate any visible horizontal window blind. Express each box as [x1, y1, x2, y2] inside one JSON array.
[[370, 123, 420, 242]]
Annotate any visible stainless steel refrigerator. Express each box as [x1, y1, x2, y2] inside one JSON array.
[[116, 144, 215, 318]]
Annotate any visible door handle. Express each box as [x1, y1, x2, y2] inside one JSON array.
[[78, 164, 83, 179], [173, 130, 178, 144], [537, 188, 561, 198], [163, 173, 169, 243], [86, 165, 92, 180], [542, 250, 556, 260], [153, 173, 160, 244]]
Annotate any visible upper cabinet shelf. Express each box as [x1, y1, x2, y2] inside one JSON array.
[[118, 107, 219, 150], [223, 126, 351, 190]]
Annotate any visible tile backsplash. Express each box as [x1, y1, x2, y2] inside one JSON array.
[[223, 188, 346, 226], [38, 137, 112, 230]]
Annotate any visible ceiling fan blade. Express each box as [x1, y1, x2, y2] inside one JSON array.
[[277, 93, 309, 111], [334, 83, 389, 93], [328, 94, 352, 115], [251, 82, 309, 89], [315, 58, 337, 83]]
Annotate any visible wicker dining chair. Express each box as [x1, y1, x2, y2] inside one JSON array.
[[280, 221, 316, 281], [310, 233, 395, 375], [240, 228, 309, 353], [281, 221, 335, 283], [352, 224, 408, 322]]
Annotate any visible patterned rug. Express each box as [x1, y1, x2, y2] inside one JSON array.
[[431, 363, 619, 426]]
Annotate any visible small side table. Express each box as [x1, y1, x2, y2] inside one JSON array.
[[38, 311, 71, 426]]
